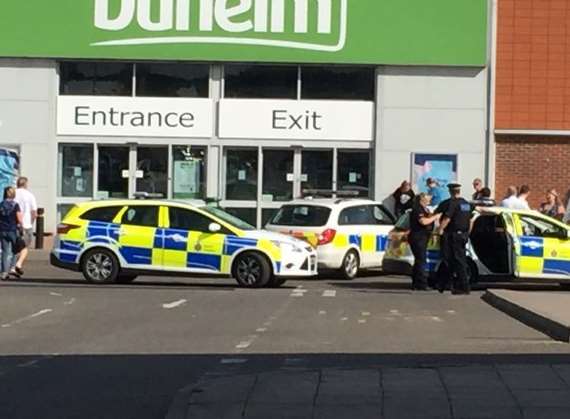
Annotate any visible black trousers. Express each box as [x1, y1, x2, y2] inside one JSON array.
[[409, 232, 430, 288], [440, 232, 470, 292]]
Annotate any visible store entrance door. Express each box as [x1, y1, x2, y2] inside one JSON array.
[[97, 145, 168, 200]]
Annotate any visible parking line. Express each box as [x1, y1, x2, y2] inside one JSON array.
[[1, 309, 53, 328], [162, 299, 187, 309], [322, 290, 336, 297]]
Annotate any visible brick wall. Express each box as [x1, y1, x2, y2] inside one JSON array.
[[495, 135, 570, 208], [496, 0, 570, 130]]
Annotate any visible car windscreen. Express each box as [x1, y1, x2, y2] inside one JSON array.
[[269, 205, 331, 227], [201, 206, 255, 231]]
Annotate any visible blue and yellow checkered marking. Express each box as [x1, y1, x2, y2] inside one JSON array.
[[518, 236, 570, 277]]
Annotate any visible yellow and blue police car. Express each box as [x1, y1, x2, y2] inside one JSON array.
[[382, 207, 570, 285], [265, 198, 396, 279], [50, 199, 317, 287]]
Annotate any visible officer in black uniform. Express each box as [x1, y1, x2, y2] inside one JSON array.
[[437, 183, 473, 295], [408, 193, 441, 290]]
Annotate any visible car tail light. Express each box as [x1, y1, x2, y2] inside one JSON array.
[[317, 229, 336, 246], [57, 223, 80, 235]]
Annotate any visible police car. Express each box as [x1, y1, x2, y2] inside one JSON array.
[[50, 199, 317, 287], [382, 207, 570, 284], [265, 197, 396, 279]]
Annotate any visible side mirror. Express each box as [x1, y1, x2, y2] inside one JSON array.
[[209, 222, 222, 233]]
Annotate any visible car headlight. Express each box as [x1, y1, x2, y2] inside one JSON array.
[[272, 241, 303, 253]]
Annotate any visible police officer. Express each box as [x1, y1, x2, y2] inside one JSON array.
[[409, 193, 441, 290], [437, 183, 473, 295]]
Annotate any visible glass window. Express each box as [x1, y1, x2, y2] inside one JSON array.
[[60, 62, 133, 96], [225, 149, 258, 201], [60, 144, 94, 197], [269, 205, 331, 227], [222, 208, 257, 227], [337, 150, 370, 198], [519, 215, 565, 239], [136, 147, 168, 198], [58, 204, 76, 222], [122, 206, 158, 227], [301, 67, 375, 101], [136, 63, 209, 98], [263, 150, 293, 202], [302, 150, 333, 193], [262, 208, 279, 227], [80, 206, 123, 223], [339, 205, 375, 226], [224, 65, 297, 99], [169, 207, 214, 232], [98, 146, 129, 199], [370, 205, 395, 225], [172, 146, 206, 200]]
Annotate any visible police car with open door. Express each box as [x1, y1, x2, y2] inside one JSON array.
[[265, 191, 396, 279]]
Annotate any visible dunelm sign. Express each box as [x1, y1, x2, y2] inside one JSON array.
[[0, 0, 488, 66]]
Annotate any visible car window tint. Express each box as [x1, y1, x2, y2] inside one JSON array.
[[122, 206, 158, 227], [519, 215, 564, 238], [169, 207, 226, 233], [80, 206, 123, 223], [338, 206, 374, 225], [371, 205, 393, 225], [270, 205, 331, 227], [395, 212, 411, 230]]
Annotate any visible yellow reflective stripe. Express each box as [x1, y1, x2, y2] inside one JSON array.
[[64, 225, 88, 242], [198, 234, 225, 254], [118, 226, 156, 248], [361, 234, 375, 252], [112, 206, 128, 224], [332, 234, 349, 248], [163, 249, 186, 268], [257, 239, 281, 261], [221, 255, 232, 273], [518, 256, 543, 275]]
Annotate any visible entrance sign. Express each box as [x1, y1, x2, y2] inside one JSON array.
[[218, 99, 374, 141], [57, 96, 213, 138], [0, 0, 487, 66]]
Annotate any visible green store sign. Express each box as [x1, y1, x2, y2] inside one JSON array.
[[0, 0, 488, 66]]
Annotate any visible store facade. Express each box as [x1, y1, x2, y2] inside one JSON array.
[[0, 0, 489, 231]]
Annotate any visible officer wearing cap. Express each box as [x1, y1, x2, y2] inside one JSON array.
[[436, 183, 473, 295]]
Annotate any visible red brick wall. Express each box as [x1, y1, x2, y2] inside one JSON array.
[[495, 0, 570, 130], [495, 135, 570, 208]]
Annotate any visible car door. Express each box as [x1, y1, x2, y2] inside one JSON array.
[[512, 213, 570, 279], [368, 204, 397, 266], [337, 205, 378, 267], [161, 206, 229, 273], [118, 205, 162, 268]]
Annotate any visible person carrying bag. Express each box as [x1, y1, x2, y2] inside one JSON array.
[[0, 186, 24, 281]]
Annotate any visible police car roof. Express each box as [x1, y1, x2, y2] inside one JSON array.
[[287, 198, 380, 208], [74, 199, 206, 210]]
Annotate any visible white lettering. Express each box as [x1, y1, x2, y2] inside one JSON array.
[[176, 0, 190, 30], [94, 0, 136, 31], [199, 0, 214, 31], [137, 0, 174, 31], [215, 0, 253, 33]]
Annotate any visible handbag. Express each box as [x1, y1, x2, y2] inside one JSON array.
[[13, 232, 26, 254]]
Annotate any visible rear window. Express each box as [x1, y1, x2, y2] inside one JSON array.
[[395, 212, 411, 230], [269, 205, 331, 227], [80, 206, 123, 223]]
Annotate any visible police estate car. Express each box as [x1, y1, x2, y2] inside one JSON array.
[[265, 198, 396, 279], [51, 200, 317, 287], [382, 207, 570, 284]]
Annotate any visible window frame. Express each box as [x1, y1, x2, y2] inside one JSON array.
[[121, 205, 160, 228]]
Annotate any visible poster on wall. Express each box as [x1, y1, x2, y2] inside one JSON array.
[[412, 153, 458, 204], [0, 148, 20, 193], [174, 160, 200, 197]]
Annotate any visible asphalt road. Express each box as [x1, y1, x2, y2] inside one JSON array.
[[1, 260, 569, 418]]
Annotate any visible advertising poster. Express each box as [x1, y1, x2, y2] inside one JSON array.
[[412, 153, 458, 204], [0, 148, 20, 193], [174, 160, 200, 197]]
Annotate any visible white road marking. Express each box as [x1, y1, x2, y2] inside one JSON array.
[[1, 309, 53, 328], [322, 290, 336, 297], [291, 292, 305, 297], [431, 316, 443, 322], [162, 299, 187, 309], [361, 312, 371, 316], [263, 321, 272, 327], [235, 341, 251, 349], [256, 328, 267, 333], [340, 317, 349, 321], [220, 358, 247, 364], [390, 309, 401, 315], [358, 319, 367, 324], [17, 360, 39, 368], [446, 310, 456, 314], [49, 292, 63, 297], [319, 310, 327, 315], [64, 298, 75, 306]]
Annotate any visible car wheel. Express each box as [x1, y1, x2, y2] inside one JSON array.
[[268, 275, 287, 288], [340, 250, 360, 280], [116, 274, 138, 284], [233, 252, 272, 288], [81, 248, 119, 284]]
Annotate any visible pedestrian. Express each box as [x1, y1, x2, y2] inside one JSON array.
[[564, 189, 570, 224], [472, 178, 484, 201], [472, 187, 495, 207], [0, 186, 23, 281], [500, 186, 519, 209], [437, 183, 473, 295], [409, 193, 441, 291], [517, 185, 531, 210], [392, 180, 415, 218], [539, 189, 565, 221], [14, 176, 37, 276], [426, 178, 444, 207]]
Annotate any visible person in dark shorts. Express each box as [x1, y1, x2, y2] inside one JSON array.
[[437, 183, 473, 295], [0, 186, 23, 281], [408, 193, 441, 290]]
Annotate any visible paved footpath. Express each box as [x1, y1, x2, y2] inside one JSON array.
[[169, 363, 570, 419]]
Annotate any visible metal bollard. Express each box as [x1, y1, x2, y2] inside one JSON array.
[[35, 208, 45, 249]]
